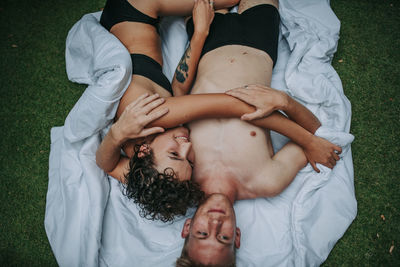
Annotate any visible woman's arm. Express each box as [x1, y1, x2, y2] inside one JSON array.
[[171, 0, 214, 96], [96, 94, 168, 173]]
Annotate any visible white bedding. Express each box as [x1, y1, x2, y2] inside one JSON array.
[[45, 1, 356, 266]]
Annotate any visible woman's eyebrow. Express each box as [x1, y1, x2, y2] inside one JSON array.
[[169, 156, 183, 161]]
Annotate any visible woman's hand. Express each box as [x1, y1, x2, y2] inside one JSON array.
[[192, 0, 215, 36], [226, 84, 289, 120], [303, 135, 342, 173], [111, 93, 169, 143]]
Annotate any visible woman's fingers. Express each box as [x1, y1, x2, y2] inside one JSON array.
[[141, 97, 166, 115], [137, 93, 161, 108], [138, 127, 165, 138], [145, 107, 169, 124], [125, 93, 166, 116], [125, 93, 149, 110], [241, 109, 265, 121]]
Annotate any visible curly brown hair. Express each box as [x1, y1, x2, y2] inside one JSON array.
[[123, 144, 205, 222]]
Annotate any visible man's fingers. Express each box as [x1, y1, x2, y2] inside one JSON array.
[[333, 152, 340, 161], [226, 89, 252, 103], [335, 145, 342, 154], [323, 161, 334, 169], [241, 109, 265, 121], [142, 98, 165, 114], [139, 127, 165, 137], [310, 161, 320, 173], [226, 88, 250, 97], [329, 157, 336, 167]]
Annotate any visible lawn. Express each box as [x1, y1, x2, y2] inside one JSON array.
[[0, 0, 398, 266]]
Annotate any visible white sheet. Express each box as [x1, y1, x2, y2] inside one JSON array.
[[45, 1, 356, 266]]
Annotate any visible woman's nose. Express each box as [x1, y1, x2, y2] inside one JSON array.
[[180, 142, 192, 157]]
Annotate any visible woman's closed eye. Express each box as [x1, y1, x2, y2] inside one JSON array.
[[188, 159, 194, 168], [169, 152, 194, 168], [169, 151, 181, 160]]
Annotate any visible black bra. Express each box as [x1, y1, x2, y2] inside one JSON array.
[[100, 0, 159, 31], [130, 54, 172, 94]]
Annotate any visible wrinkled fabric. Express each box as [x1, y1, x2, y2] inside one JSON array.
[[45, 1, 356, 266]]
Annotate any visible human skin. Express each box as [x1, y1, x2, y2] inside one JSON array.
[[181, 193, 240, 265], [98, 0, 341, 184], [97, 0, 239, 180]]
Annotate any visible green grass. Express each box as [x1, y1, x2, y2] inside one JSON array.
[[0, 0, 399, 266]]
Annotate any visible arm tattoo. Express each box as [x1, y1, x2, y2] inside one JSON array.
[[175, 45, 191, 83]]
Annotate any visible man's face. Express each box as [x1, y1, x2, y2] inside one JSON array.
[[181, 193, 241, 265]]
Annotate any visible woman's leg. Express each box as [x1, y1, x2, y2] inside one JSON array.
[[238, 0, 278, 13], [156, 0, 239, 16]]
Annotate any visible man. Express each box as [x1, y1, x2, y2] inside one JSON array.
[[172, 0, 341, 265]]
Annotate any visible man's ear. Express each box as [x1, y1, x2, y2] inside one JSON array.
[[181, 218, 192, 238], [234, 227, 241, 249]]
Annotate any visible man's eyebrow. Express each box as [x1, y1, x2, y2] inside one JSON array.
[[216, 237, 231, 245], [193, 235, 231, 245]]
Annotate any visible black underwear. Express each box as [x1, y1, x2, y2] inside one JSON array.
[[100, 0, 159, 31], [186, 4, 280, 66], [131, 54, 172, 94]]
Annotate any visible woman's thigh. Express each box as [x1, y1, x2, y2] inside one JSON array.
[[238, 0, 278, 13], [156, 0, 239, 16]]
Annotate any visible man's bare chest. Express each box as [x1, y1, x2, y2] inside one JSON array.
[[189, 118, 274, 197]]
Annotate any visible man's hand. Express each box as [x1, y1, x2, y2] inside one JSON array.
[[226, 84, 289, 120], [192, 0, 215, 36], [111, 93, 169, 143], [303, 135, 342, 173]]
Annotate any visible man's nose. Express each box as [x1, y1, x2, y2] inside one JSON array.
[[212, 219, 221, 225], [209, 219, 222, 229]]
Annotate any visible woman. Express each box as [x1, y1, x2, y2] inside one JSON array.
[[97, 0, 241, 222]]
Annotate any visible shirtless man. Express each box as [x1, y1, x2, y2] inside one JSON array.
[[174, 0, 341, 265]]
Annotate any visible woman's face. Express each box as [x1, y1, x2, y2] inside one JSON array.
[[149, 126, 195, 181]]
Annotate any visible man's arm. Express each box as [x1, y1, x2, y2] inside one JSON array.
[[252, 142, 307, 197], [226, 84, 321, 133], [226, 85, 341, 171], [171, 0, 214, 96]]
